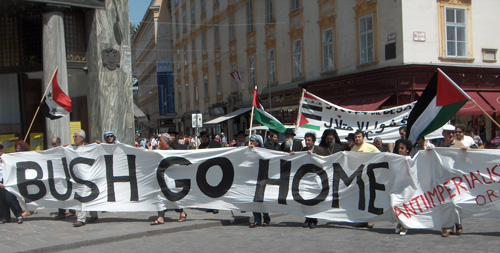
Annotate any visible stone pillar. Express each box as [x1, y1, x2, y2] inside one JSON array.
[[85, 0, 134, 145], [42, 10, 71, 146]]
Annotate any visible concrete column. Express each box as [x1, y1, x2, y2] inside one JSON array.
[[85, 0, 134, 145], [42, 10, 71, 146]]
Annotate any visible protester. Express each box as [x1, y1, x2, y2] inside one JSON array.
[[264, 131, 281, 150], [247, 135, 271, 228], [233, 131, 247, 147], [220, 132, 227, 147], [151, 133, 188, 225], [104, 131, 119, 144], [0, 143, 24, 224], [350, 130, 379, 228], [455, 123, 476, 148], [428, 124, 464, 237], [395, 138, 412, 236], [299, 132, 326, 229], [51, 136, 76, 220], [319, 129, 344, 155], [72, 130, 99, 227], [409, 136, 434, 157], [344, 133, 355, 151], [199, 131, 222, 149], [465, 128, 484, 149], [169, 130, 186, 150], [281, 128, 303, 153], [373, 137, 390, 152], [14, 141, 37, 217], [399, 126, 407, 139]]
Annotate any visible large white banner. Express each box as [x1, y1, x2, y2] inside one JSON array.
[[3, 144, 500, 229], [296, 91, 443, 142]]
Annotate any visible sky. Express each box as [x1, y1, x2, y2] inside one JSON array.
[[129, 0, 151, 25]]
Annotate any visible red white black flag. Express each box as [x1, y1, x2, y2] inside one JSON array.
[[40, 69, 72, 120], [230, 71, 243, 83]]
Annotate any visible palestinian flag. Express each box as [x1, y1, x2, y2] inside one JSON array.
[[252, 86, 286, 133], [297, 91, 322, 131], [406, 69, 469, 143], [40, 69, 72, 120]]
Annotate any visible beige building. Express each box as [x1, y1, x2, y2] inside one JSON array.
[[132, 0, 176, 137], [160, 0, 499, 141]]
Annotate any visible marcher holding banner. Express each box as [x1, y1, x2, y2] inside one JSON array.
[[248, 135, 271, 228], [395, 139, 413, 236], [151, 133, 187, 225]]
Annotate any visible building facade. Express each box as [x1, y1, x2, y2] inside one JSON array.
[[164, 0, 499, 141], [0, 0, 135, 150]]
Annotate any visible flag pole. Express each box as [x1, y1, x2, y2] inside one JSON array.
[[438, 68, 500, 129], [296, 89, 306, 127], [248, 86, 258, 145], [24, 66, 59, 142]]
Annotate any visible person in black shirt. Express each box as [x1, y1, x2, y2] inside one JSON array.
[[264, 131, 281, 151]]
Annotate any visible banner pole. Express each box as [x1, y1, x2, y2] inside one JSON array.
[[248, 86, 257, 145], [24, 66, 59, 142], [296, 89, 306, 127], [469, 98, 500, 129]]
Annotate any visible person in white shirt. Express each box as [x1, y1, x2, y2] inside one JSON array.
[[455, 124, 476, 148]]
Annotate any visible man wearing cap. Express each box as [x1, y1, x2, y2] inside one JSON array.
[[264, 131, 281, 151], [168, 129, 186, 150], [431, 124, 465, 237], [281, 128, 303, 153], [104, 131, 119, 144], [199, 131, 222, 149]]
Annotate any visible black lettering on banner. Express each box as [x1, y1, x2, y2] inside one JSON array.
[[47, 158, 72, 201], [105, 155, 139, 202], [69, 157, 99, 203], [196, 157, 234, 198], [292, 164, 329, 206], [16, 161, 46, 203], [332, 163, 365, 210], [157, 157, 192, 201], [367, 162, 388, 215], [253, 159, 291, 204]]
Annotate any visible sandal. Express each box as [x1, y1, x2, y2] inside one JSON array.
[[249, 223, 260, 228], [150, 219, 164, 225], [177, 212, 187, 222], [17, 217, 23, 224]]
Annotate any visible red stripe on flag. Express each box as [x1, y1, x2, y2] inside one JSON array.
[[252, 89, 261, 109], [298, 113, 310, 127], [304, 92, 317, 100], [436, 71, 467, 106], [51, 70, 72, 112]]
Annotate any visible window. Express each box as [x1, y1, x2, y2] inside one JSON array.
[[266, 0, 274, 23], [202, 30, 207, 55], [445, 7, 467, 57], [322, 28, 334, 71], [231, 63, 237, 92], [248, 55, 255, 88], [182, 10, 187, 32], [194, 78, 199, 101], [291, 0, 301, 12], [292, 39, 303, 78], [247, 1, 254, 34], [190, 1, 195, 23], [359, 13, 374, 64], [214, 23, 220, 50], [191, 39, 196, 62], [216, 68, 222, 95], [185, 83, 190, 104], [201, 0, 206, 16], [183, 45, 188, 66], [229, 12, 235, 42], [268, 49, 276, 83], [204, 74, 209, 98]]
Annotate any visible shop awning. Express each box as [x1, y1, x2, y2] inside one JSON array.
[[133, 103, 147, 118], [340, 94, 391, 111], [479, 92, 500, 112], [457, 92, 494, 115], [204, 107, 252, 124]]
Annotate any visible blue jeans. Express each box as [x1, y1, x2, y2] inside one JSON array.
[[252, 212, 270, 225]]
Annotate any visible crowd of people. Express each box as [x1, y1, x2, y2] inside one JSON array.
[[0, 123, 493, 237]]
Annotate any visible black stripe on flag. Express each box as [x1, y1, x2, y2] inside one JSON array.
[[303, 113, 321, 121], [302, 104, 322, 112]]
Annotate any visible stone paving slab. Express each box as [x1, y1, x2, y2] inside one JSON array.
[[0, 208, 250, 253]]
